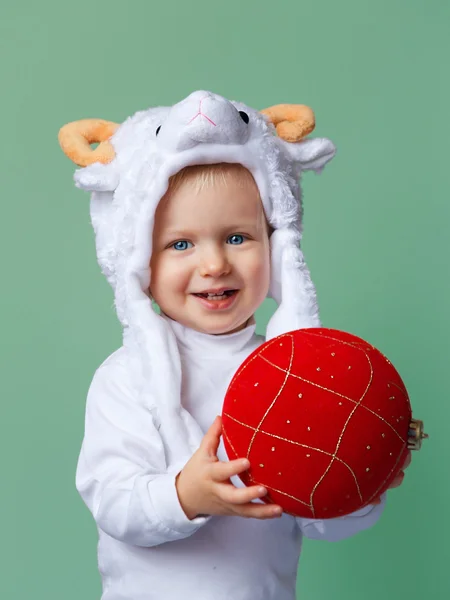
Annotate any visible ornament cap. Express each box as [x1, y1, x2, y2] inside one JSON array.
[[408, 418, 428, 450]]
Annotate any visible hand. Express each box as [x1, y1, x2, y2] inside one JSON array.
[[372, 450, 412, 505], [175, 416, 283, 521]]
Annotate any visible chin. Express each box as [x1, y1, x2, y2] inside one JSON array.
[[196, 323, 232, 336], [188, 316, 245, 336], [209, 318, 249, 336]]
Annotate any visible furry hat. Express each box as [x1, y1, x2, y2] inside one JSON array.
[[59, 90, 336, 455]]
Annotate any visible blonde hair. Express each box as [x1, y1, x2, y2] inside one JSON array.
[[164, 163, 273, 235], [166, 162, 258, 195]]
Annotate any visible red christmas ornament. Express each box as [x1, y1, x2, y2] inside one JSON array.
[[222, 328, 427, 519]]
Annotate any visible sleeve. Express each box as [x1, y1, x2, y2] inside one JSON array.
[[296, 494, 387, 542], [75, 356, 210, 548]]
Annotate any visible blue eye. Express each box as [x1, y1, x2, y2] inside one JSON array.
[[228, 234, 245, 245], [172, 240, 193, 251]]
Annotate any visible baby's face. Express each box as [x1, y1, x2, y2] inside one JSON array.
[[150, 174, 270, 335]]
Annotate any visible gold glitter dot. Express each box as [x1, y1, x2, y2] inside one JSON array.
[[317, 367, 321, 372], [278, 472, 282, 476], [382, 433, 386, 438], [339, 402, 343, 406], [306, 454, 311, 458], [279, 343, 283, 346], [331, 375, 334, 379], [271, 447, 276, 452], [348, 366, 352, 370], [254, 382, 259, 387], [286, 420, 291, 424], [259, 464, 264, 468], [388, 384, 391, 388], [367, 445, 371, 450], [389, 453, 393, 456], [366, 467, 370, 472], [298, 393, 303, 398], [389, 396, 395, 400], [331, 352, 336, 357], [307, 426, 311, 431]]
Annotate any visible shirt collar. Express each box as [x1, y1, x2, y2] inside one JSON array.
[[161, 313, 257, 357]]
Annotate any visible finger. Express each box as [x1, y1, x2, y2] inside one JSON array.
[[211, 457, 250, 482], [233, 502, 283, 520], [216, 482, 268, 505], [201, 416, 223, 458], [389, 471, 405, 489]]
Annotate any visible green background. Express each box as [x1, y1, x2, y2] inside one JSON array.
[[2, 0, 448, 598]]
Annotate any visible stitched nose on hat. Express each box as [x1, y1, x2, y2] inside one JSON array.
[[185, 94, 250, 147], [159, 91, 251, 152]]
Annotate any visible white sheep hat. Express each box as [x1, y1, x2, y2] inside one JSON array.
[[59, 90, 336, 455]]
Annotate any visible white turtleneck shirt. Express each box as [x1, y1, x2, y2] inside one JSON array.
[[75, 315, 385, 600]]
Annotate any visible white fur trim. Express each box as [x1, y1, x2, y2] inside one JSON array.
[[68, 91, 335, 443]]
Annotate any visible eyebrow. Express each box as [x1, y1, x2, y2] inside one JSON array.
[[163, 224, 260, 237]]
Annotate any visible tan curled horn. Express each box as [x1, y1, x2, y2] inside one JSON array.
[[58, 119, 119, 167], [260, 104, 315, 142]]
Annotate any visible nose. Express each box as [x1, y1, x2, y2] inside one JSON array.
[[199, 245, 231, 278]]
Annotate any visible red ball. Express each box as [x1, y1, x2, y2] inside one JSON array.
[[222, 328, 411, 519]]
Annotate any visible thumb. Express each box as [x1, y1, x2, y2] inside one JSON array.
[[201, 415, 223, 458]]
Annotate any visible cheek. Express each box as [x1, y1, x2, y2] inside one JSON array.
[[244, 248, 271, 293], [151, 255, 190, 295]]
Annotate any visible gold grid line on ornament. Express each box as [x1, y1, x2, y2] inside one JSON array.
[[246, 335, 296, 458], [301, 330, 409, 402], [223, 412, 363, 503], [222, 425, 310, 508], [225, 332, 406, 517], [220, 426, 304, 507], [387, 380, 408, 398], [222, 412, 406, 515], [259, 356, 404, 443], [258, 351, 405, 511], [221, 425, 241, 463], [365, 440, 406, 505], [308, 341, 374, 511], [257, 482, 312, 507]]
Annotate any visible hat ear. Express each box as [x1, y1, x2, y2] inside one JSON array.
[[282, 137, 336, 174], [74, 162, 119, 192], [267, 227, 321, 340]]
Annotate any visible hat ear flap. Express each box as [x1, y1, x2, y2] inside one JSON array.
[[74, 162, 119, 192], [267, 228, 321, 340], [282, 137, 336, 174]]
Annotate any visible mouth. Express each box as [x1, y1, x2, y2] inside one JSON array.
[[193, 288, 238, 300], [192, 289, 239, 311]]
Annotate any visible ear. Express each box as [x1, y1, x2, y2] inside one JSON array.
[[74, 162, 119, 192], [282, 137, 336, 173]]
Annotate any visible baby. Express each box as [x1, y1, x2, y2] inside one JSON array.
[[59, 91, 407, 600]]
